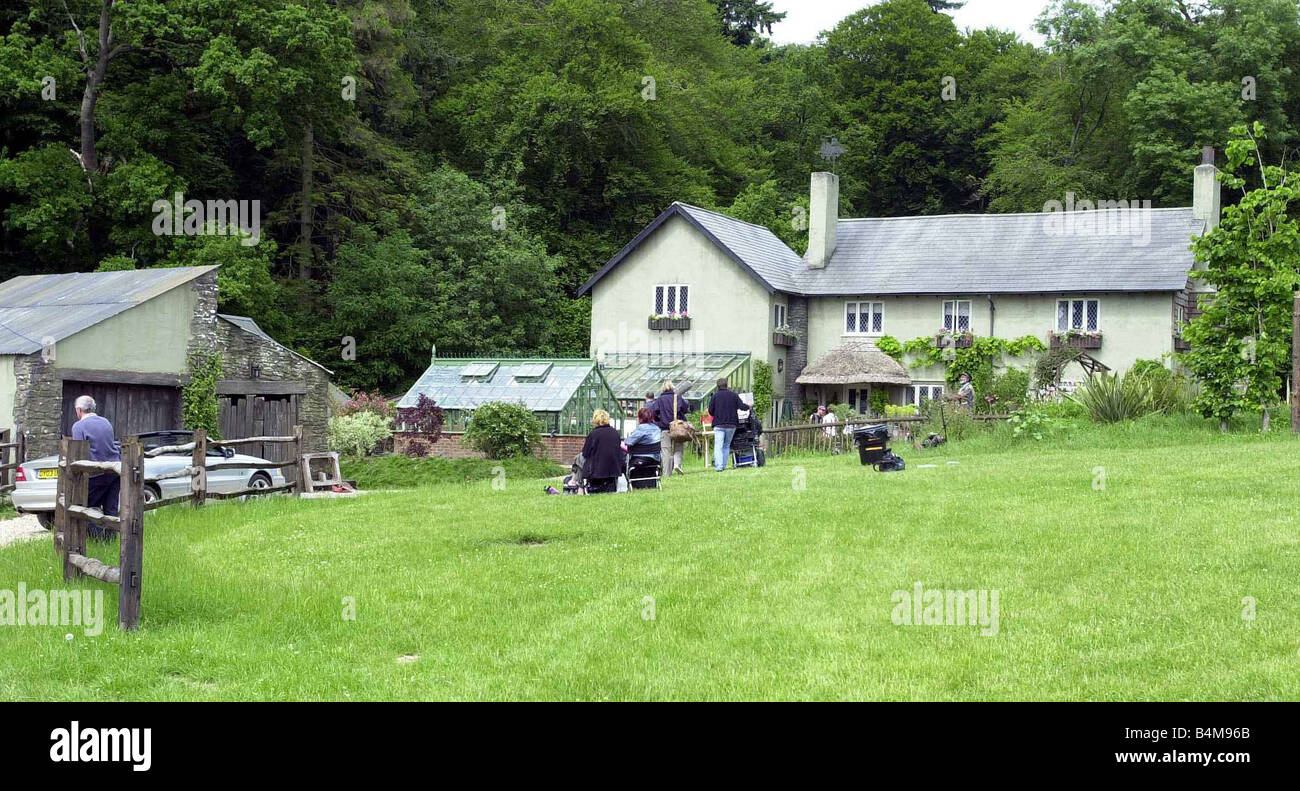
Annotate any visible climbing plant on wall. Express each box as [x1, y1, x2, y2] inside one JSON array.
[[182, 353, 224, 440], [753, 360, 774, 420], [878, 334, 1047, 400]]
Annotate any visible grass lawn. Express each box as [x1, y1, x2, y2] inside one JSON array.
[[2, 415, 1297, 701]]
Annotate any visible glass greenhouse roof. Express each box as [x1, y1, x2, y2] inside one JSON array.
[[399, 359, 606, 412], [599, 352, 751, 402]]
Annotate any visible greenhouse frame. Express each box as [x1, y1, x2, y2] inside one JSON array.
[[396, 358, 624, 436]]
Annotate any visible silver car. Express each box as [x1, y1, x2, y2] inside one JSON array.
[[12, 430, 287, 528]]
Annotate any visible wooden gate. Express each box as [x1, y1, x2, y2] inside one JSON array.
[[219, 393, 299, 461], [60, 381, 182, 438]]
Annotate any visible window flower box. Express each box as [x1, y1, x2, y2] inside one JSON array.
[[773, 326, 798, 347], [648, 314, 691, 331], [1050, 331, 1102, 350], [934, 330, 974, 348]]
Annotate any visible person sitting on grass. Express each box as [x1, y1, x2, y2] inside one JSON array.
[[623, 407, 662, 461], [581, 409, 625, 494]]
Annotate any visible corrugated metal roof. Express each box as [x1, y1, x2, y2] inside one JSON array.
[[0, 267, 217, 355], [217, 314, 333, 375], [578, 203, 1204, 297], [397, 358, 603, 412]]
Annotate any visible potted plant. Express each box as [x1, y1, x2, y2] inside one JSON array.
[[1050, 329, 1102, 349], [773, 324, 798, 347], [648, 311, 691, 330], [935, 328, 974, 348]]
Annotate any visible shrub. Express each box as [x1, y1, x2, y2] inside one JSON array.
[[396, 393, 445, 456], [1129, 360, 1197, 414], [918, 398, 980, 441], [885, 404, 918, 418], [338, 390, 395, 421], [869, 388, 888, 416], [1006, 404, 1071, 441], [753, 361, 774, 421], [329, 412, 393, 458], [1070, 373, 1158, 423], [986, 368, 1030, 413], [463, 401, 544, 459]]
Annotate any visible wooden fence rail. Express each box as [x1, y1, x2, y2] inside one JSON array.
[[0, 428, 24, 494], [763, 415, 1012, 457], [53, 425, 306, 631]]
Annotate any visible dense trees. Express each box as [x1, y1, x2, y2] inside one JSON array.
[[2, 0, 1297, 394]]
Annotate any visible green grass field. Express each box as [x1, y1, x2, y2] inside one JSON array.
[[2, 415, 1298, 701]]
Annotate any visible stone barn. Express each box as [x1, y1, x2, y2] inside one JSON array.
[[0, 267, 332, 459]]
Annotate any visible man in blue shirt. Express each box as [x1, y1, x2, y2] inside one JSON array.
[[707, 378, 743, 472], [71, 395, 121, 538]]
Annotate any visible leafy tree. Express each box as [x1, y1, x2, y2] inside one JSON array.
[[1182, 123, 1300, 431], [707, 0, 787, 47]]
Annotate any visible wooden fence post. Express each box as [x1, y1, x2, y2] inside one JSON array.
[[293, 425, 308, 495], [191, 429, 207, 508], [60, 438, 90, 582], [118, 438, 144, 630]]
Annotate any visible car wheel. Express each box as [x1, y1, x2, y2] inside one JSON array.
[[143, 484, 161, 505], [35, 511, 53, 530], [246, 473, 273, 498]]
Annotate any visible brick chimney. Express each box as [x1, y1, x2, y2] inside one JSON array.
[[807, 172, 839, 269], [1193, 146, 1220, 230]]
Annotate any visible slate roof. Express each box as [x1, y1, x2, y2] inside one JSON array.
[[578, 203, 801, 295], [788, 208, 1205, 295], [578, 204, 1205, 297], [218, 314, 333, 375], [0, 267, 217, 355]]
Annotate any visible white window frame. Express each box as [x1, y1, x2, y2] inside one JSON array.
[[1056, 298, 1100, 333], [654, 284, 690, 316], [774, 303, 787, 329], [905, 383, 945, 407], [844, 300, 884, 335], [942, 300, 971, 332]]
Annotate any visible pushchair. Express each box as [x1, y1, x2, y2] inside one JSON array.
[[626, 451, 662, 490], [731, 413, 765, 469]]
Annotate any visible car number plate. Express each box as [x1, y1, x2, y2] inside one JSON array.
[[36, 468, 58, 479]]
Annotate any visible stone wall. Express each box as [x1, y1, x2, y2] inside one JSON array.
[[784, 295, 809, 407], [395, 431, 584, 465], [12, 354, 62, 459], [215, 320, 332, 453]]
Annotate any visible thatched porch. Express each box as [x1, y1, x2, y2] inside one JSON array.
[[796, 342, 912, 411]]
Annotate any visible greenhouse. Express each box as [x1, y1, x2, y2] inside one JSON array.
[[396, 357, 623, 436], [597, 352, 752, 416]]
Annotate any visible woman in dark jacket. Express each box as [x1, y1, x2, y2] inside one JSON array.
[[581, 409, 625, 494], [652, 380, 691, 476]]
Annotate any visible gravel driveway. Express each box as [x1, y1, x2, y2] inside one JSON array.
[[0, 514, 47, 549]]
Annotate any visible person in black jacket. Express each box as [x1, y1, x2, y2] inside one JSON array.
[[707, 378, 743, 471], [581, 409, 625, 494], [652, 379, 691, 476]]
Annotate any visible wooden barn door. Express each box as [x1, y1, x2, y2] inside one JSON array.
[[61, 381, 182, 439], [219, 393, 299, 461]]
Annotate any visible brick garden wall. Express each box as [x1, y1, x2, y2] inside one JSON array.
[[396, 432, 584, 465]]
